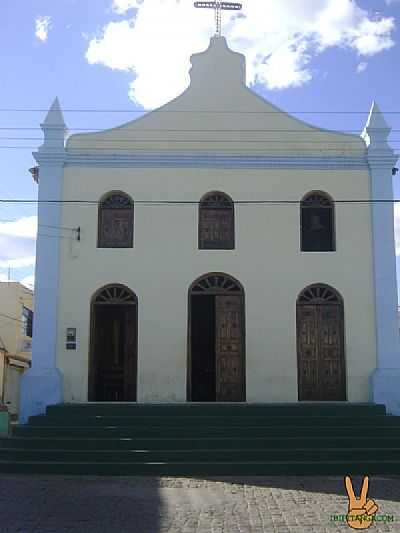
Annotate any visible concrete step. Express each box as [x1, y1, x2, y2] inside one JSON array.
[[0, 447, 398, 463], [5, 403, 398, 476], [27, 414, 399, 427], [46, 402, 387, 417], [1, 460, 399, 476], [2, 435, 398, 450], [13, 424, 400, 438]]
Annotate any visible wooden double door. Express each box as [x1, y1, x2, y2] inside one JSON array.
[[297, 286, 346, 401], [190, 286, 245, 402], [89, 294, 137, 402]]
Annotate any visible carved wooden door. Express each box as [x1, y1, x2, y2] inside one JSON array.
[[123, 306, 137, 401], [297, 303, 345, 400], [99, 307, 125, 401], [93, 306, 137, 401], [215, 295, 244, 401]]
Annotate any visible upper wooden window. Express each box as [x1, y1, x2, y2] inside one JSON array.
[[98, 192, 134, 248], [199, 192, 235, 250], [301, 192, 335, 252], [21, 306, 33, 337]]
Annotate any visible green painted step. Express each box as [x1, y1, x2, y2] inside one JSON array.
[[3, 403, 399, 476], [45, 403, 387, 417], [1, 460, 400, 476], [27, 414, 399, 427], [0, 448, 398, 463], [2, 436, 398, 450], [13, 425, 400, 438]]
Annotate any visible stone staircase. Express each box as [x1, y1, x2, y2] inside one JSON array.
[[0, 403, 399, 475]]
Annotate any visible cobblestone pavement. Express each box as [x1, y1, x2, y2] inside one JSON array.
[[1, 475, 400, 533]]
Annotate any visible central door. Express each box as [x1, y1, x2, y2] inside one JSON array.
[[188, 273, 245, 402], [89, 285, 137, 402]]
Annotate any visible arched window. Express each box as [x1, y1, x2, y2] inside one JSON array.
[[199, 192, 234, 250], [98, 192, 134, 248], [301, 192, 335, 252]]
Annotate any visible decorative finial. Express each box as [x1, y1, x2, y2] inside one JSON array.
[[362, 100, 391, 150], [42, 97, 66, 129], [39, 97, 67, 153], [194, 1, 242, 37]]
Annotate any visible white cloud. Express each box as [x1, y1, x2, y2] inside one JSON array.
[[85, 0, 396, 108], [0, 256, 36, 269], [112, 0, 141, 14], [0, 273, 34, 289], [356, 62, 368, 73], [0, 216, 37, 239], [35, 16, 52, 43], [20, 275, 35, 290], [0, 217, 37, 269]]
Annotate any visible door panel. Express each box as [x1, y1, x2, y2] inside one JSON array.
[[124, 306, 137, 401], [297, 305, 319, 401], [215, 295, 244, 402], [91, 305, 137, 402], [318, 305, 345, 400], [297, 303, 345, 401], [99, 307, 125, 401]]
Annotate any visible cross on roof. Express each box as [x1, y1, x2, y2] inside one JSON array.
[[194, 2, 242, 37]]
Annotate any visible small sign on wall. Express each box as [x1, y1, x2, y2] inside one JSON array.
[[66, 328, 77, 350]]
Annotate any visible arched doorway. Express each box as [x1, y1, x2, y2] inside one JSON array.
[[89, 284, 137, 401], [188, 273, 245, 402], [297, 284, 346, 401]]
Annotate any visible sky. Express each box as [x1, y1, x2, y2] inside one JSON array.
[[0, 0, 400, 296]]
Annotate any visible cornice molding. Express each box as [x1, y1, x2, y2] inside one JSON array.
[[58, 152, 368, 170]]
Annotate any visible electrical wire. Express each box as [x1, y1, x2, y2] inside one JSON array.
[[1, 137, 400, 144], [0, 313, 24, 325], [1, 199, 400, 206], [1, 108, 400, 114], [1, 128, 400, 133]]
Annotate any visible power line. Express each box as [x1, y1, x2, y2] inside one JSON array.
[[2, 199, 400, 206], [0, 313, 24, 325], [2, 137, 400, 144], [1, 108, 400, 114], [38, 224, 77, 231], [1, 147, 399, 153], [1, 128, 400, 133], [0, 219, 77, 231], [36, 232, 74, 240]]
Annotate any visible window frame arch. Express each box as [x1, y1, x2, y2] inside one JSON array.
[[300, 190, 335, 252], [198, 191, 235, 250], [97, 190, 134, 249]]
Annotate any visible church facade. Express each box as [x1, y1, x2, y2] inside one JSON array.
[[20, 37, 400, 421]]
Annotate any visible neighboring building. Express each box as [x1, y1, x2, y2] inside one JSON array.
[[0, 282, 33, 416], [20, 36, 400, 421]]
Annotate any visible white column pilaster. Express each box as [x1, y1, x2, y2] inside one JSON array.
[[364, 102, 400, 414], [19, 99, 67, 422]]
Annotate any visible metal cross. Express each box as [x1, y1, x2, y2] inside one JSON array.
[[194, 2, 242, 37]]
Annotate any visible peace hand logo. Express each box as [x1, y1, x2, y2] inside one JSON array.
[[345, 476, 379, 529]]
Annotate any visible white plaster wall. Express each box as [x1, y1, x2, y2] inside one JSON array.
[[57, 166, 376, 403]]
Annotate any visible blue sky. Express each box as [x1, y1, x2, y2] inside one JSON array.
[[0, 0, 400, 294]]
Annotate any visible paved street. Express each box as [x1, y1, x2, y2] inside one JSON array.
[[1, 475, 400, 533]]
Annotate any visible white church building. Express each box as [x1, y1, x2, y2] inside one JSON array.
[[20, 36, 400, 421]]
